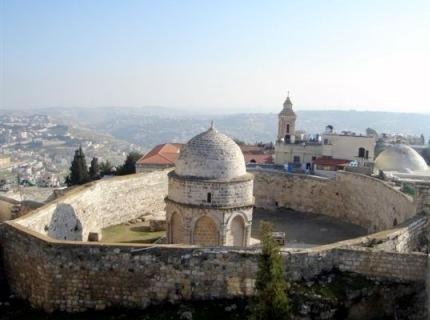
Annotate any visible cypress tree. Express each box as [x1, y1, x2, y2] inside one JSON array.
[[116, 152, 142, 175], [99, 160, 114, 177], [66, 146, 90, 186], [89, 157, 100, 180], [252, 221, 291, 320]]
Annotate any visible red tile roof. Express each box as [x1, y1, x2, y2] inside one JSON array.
[[313, 157, 349, 166], [137, 143, 183, 166], [240, 145, 266, 153], [244, 153, 273, 164]]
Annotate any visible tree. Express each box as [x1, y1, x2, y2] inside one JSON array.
[[65, 146, 89, 186], [89, 157, 100, 180], [252, 221, 291, 320], [421, 147, 430, 165], [374, 138, 386, 157], [116, 152, 143, 176], [366, 128, 378, 137], [99, 160, 114, 177], [233, 138, 246, 146]]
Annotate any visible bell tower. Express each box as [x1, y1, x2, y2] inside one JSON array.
[[278, 93, 297, 143]]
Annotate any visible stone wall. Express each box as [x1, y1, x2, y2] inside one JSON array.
[[336, 171, 416, 232], [165, 200, 253, 246], [335, 247, 427, 281], [416, 183, 430, 214], [13, 170, 169, 241], [0, 221, 427, 313], [252, 170, 417, 232], [366, 214, 427, 253], [168, 173, 254, 208], [0, 223, 258, 313]]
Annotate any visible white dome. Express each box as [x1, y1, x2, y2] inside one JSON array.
[[175, 127, 246, 180], [375, 144, 429, 173]]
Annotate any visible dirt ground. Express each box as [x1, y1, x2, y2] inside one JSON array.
[[251, 208, 367, 248]]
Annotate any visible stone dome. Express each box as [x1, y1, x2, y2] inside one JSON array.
[[375, 144, 429, 173], [175, 126, 246, 180]]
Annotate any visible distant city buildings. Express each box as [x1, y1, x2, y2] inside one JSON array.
[[0, 113, 138, 189], [274, 95, 376, 173]]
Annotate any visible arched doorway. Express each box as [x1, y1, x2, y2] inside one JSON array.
[[193, 216, 219, 246], [170, 212, 185, 244], [229, 215, 245, 246]]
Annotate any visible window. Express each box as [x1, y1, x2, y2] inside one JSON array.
[[207, 192, 212, 203], [324, 139, 329, 145], [293, 156, 301, 163], [358, 147, 366, 158], [286, 124, 290, 133]]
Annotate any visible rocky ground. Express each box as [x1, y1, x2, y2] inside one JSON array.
[[0, 271, 425, 320]]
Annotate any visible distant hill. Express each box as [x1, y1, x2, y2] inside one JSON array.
[[1, 107, 429, 148]]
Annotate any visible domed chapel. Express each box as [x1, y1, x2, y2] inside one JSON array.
[[166, 123, 254, 246]]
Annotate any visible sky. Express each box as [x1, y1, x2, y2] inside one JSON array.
[[1, 0, 430, 114]]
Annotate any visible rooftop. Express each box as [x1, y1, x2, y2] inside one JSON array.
[[137, 143, 183, 166]]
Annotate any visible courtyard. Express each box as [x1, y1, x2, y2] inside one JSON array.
[[251, 208, 367, 248], [102, 208, 367, 248]]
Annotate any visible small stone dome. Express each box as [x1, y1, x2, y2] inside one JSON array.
[[375, 144, 429, 173], [175, 126, 246, 180]]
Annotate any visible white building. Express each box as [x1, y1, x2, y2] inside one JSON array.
[[274, 95, 376, 171], [375, 144, 430, 181]]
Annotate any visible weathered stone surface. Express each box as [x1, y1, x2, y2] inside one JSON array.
[[13, 170, 169, 241], [0, 220, 427, 313], [0, 169, 427, 314], [252, 170, 417, 232], [175, 127, 246, 180]]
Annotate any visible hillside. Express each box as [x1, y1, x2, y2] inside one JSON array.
[[2, 107, 429, 148]]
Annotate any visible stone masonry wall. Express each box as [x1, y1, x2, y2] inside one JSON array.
[[0, 222, 427, 313], [168, 174, 254, 208], [13, 170, 169, 241], [336, 171, 417, 232], [335, 247, 427, 281], [369, 214, 427, 253], [416, 183, 430, 215], [252, 170, 416, 232], [252, 170, 342, 214]]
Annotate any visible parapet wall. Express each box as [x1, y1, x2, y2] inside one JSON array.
[[0, 169, 426, 313], [0, 222, 426, 313], [252, 170, 416, 232], [336, 172, 416, 232], [13, 168, 417, 240], [13, 170, 169, 241]]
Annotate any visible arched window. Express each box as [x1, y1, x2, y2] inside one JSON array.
[[193, 216, 219, 246], [358, 147, 366, 158], [228, 215, 245, 246], [286, 124, 290, 133], [207, 192, 212, 203]]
